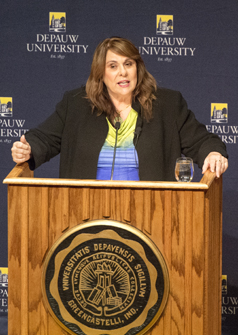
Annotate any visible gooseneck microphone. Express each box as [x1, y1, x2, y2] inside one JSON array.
[[110, 121, 121, 180], [133, 117, 143, 168]]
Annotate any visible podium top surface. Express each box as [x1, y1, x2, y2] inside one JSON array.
[[3, 163, 217, 190]]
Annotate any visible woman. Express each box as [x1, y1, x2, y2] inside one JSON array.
[[11, 37, 228, 180]]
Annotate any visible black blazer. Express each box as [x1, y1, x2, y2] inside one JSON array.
[[26, 86, 227, 181]]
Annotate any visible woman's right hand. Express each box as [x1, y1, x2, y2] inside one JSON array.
[[11, 135, 32, 163]]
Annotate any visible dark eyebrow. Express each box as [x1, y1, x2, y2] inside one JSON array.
[[106, 58, 134, 65], [124, 58, 134, 63], [106, 60, 118, 64]]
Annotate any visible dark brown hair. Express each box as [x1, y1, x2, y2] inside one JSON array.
[[86, 37, 157, 121]]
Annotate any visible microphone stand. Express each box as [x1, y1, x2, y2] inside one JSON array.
[[110, 121, 121, 180]]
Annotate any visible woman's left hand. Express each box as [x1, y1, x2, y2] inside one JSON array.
[[202, 151, 228, 178]]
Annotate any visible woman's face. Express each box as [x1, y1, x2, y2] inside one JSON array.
[[103, 49, 137, 101]]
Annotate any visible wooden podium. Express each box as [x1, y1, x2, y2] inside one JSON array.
[[4, 163, 223, 335]]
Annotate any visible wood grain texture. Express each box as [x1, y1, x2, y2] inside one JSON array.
[[191, 191, 205, 335], [184, 191, 193, 335], [143, 190, 152, 234], [123, 188, 131, 222], [4, 163, 211, 190], [20, 186, 29, 335], [28, 187, 42, 334], [103, 188, 111, 218], [162, 190, 172, 335], [8, 185, 25, 335], [6, 166, 222, 335], [171, 191, 185, 334]]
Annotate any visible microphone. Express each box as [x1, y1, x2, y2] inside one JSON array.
[[115, 121, 121, 130], [133, 117, 143, 169], [110, 121, 121, 180]]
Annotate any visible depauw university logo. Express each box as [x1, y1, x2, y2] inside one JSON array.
[[0, 98, 13, 117], [42, 220, 169, 335], [0, 267, 8, 315], [49, 12, 66, 32], [211, 103, 228, 123], [156, 15, 173, 35], [0, 268, 8, 287], [222, 275, 228, 295]]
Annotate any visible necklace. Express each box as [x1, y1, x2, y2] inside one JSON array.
[[114, 104, 131, 126], [116, 104, 130, 114]]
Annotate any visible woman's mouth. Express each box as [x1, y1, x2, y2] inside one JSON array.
[[118, 80, 130, 87]]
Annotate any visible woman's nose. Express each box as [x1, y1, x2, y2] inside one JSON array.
[[119, 65, 127, 76]]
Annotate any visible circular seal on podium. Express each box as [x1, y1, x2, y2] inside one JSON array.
[[42, 220, 169, 335]]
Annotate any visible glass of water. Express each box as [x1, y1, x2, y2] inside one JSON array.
[[175, 157, 194, 182]]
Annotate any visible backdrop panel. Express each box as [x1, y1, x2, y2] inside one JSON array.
[[1, 1, 237, 334]]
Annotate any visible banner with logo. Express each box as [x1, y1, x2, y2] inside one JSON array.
[[0, 1, 237, 334]]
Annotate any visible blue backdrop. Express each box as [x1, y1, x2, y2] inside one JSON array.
[[1, 1, 237, 334]]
